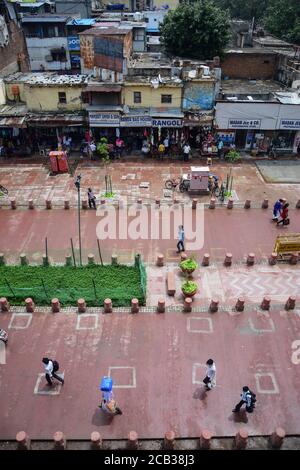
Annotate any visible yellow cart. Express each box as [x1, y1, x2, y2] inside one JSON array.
[[273, 233, 300, 260]]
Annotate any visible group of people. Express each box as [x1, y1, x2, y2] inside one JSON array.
[[203, 359, 256, 414], [272, 198, 290, 226]]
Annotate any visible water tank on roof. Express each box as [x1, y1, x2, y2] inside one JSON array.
[[134, 12, 143, 22]]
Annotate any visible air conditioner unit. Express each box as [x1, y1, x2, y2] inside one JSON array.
[[45, 55, 53, 62]]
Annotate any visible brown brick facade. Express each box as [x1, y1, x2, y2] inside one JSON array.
[[221, 52, 277, 80], [0, 20, 29, 76]]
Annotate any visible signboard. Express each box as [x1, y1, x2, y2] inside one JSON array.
[[228, 119, 261, 129], [120, 115, 152, 127], [89, 112, 120, 127], [280, 119, 300, 130], [68, 36, 80, 51], [152, 118, 183, 128]]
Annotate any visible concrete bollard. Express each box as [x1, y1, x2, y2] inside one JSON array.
[[111, 254, 118, 266], [155, 198, 160, 208], [28, 199, 34, 210], [65, 254, 72, 266], [164, 431, 175, 450], [42, 254, 49, 267], [247, 253, 255, 266], [16, 431, 30, 450], [262, 198, 269, 209], [156, 253, 164, 267], [131, 298, 139, 314], [183, 297, 193, 313], [104, 298, 112, 313], [20, 253, 28, 265], [296, 199, 300, 209], [64, 200, 70, 210], [25, 298, 35, 313], [289, 252, 298, 265], [157, 299, 165, 313], [53, 431, 66, 450], [90, 432, 102, 450], [77, 298, 86, 313], [235, 297, 245, 312], [209, 197, 216, 209], [118, 199, 124, 210], [137, 198, 142, 209], [285, 296, 296, 311], [244, 199, 251, 209], [261, 296, 271, 311], [224, 253, 232, 267], [192, 199, 197, 210], [227, 197, 234, 209], [82, 199, 88, 210], [269, 252, 277, 266], [127, 431, 139, 450], [51, 298, 60, 313], [270, 427, 286, 449], [0, 297, 10, 312], [10, 199, 16, 210], [209, 298, 219, 313], [200, 429, 213, 450], [235, 428, 248, 450], [180, 253, 188, 261], [0, 253, 5, 265], [46, 199, 52, 210], [100, 199, 106, 207], [202, 253, 210, 266], [88, 254, 95, 265]]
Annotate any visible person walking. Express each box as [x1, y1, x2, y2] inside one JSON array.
[[42, 357, 64, 386], [203, 359, 216, 390], [163, 136, 170, 155], [183, 142, 191, 162], [217, 139, 224, 159], [115, 137, 124, 159], [88, 188, 96, 209], [277, 202, 289, 226], [158, 142, 165, 159], [272, 198, 283, 221], [232, 386, 256, 413], [176, 225, 185, 253]]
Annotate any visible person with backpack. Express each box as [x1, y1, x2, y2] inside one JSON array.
[[42, 357, 64, 386], [203, 358, 216, 390], [232, 386, 256, 413]]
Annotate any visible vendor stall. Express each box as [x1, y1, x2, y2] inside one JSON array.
[[49, 151, 69, 174]]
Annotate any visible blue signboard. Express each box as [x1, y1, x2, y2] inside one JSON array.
[[68, 36, 80, 51]]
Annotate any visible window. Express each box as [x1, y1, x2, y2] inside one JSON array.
[[134, 91, 141, 103], [161, 94, 172, 103], [58, 92, 67, 104], [51, 49, 67, 62], [133, 29, 144, 41]]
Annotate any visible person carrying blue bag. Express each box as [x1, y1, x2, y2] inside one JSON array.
[[98, 376, 122, 415]]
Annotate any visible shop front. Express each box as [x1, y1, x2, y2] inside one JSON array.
[[183, 111, 214, 155], [0, 115, 30, 157]]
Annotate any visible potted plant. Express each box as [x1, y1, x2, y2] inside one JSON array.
[[181, 280, 198, 297], [179, 257, 198, 275]]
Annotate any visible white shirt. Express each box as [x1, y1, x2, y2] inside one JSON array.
[[206, 363, 216, 386], [44, 360, 53, 377], [183, 145, 191, 154]]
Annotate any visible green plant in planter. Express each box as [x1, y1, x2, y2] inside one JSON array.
[[182, 280, 198, 294], [226, 150, 241, 163], [179, 257, 198, 271]]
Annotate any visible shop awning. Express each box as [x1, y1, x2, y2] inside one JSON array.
[[184, 111, 214, 126], [27, 114, 85, 127], [0, 116, 27, 128]]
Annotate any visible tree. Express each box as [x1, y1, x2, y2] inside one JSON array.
[[160, 0, 231, 60], [264, 0, 300, 45], [97, 137, 113, 196], [213, 0, 270, 21]]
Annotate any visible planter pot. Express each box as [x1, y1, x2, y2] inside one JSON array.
[[182, 288, 198, 298], [180, 267, 196, 276]]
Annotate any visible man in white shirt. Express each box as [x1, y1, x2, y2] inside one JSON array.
[[183, 143, 191, 162], [203, 358, 216, 390], [42, 357, 64, 386]]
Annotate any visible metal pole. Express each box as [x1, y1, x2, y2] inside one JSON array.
[[77, 186, 82, 266]]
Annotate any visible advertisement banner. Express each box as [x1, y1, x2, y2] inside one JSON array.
[[120, 115, 152, 127], [280, 119, 300, 130], [67, 36, 80, 51], [152, 118, 183, 128], [89, 112, 120, 127], [228, 119, 261, 129]]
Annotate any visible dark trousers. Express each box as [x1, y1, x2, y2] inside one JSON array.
[[89, 198, 96, 209], [277, 217, 287, 225], [177, 240, 185, 252], [46, 372, 63, 385], [233, 399, 246, 412], [233, 400, 253, 412], [183, 153, 189, 162]]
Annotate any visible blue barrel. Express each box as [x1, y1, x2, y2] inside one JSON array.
[[100, 376, 113, 392]]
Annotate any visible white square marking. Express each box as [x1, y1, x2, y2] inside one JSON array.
[[192, 363, 206, 384], [34, 372, 65, 395], [248, 318, 275, 333], [8, 313, 32, 330], [76, 314, 98, 330], [108, 366, 136, 388], [255, 372, 279, 394], [187, 317, 213, 334]]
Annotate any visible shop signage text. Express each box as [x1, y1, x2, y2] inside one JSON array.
[[89, 112, 120, 127], [120, 115, 152, 127], [280, 119, 300, 130], [89, 113, 183, 128], [67, 36, 80, 51], [228, 119, 261, 129], [152, 118, 182, 128]]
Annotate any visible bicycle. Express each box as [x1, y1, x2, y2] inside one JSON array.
[[165, 177, 181, 190], [0, 185, 8, 196], [218, 183, 225, 202]]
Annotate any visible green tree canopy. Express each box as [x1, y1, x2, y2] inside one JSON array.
[[213, 0, 269, 21], [264, 0, 300, 45], [160, 0, 231, 60]]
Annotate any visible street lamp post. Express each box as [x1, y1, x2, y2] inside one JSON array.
[[75, 174, 82, 266]]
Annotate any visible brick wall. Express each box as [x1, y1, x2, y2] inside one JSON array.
[[221, 53, 277, 80], [0, 20, 29, 78]]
